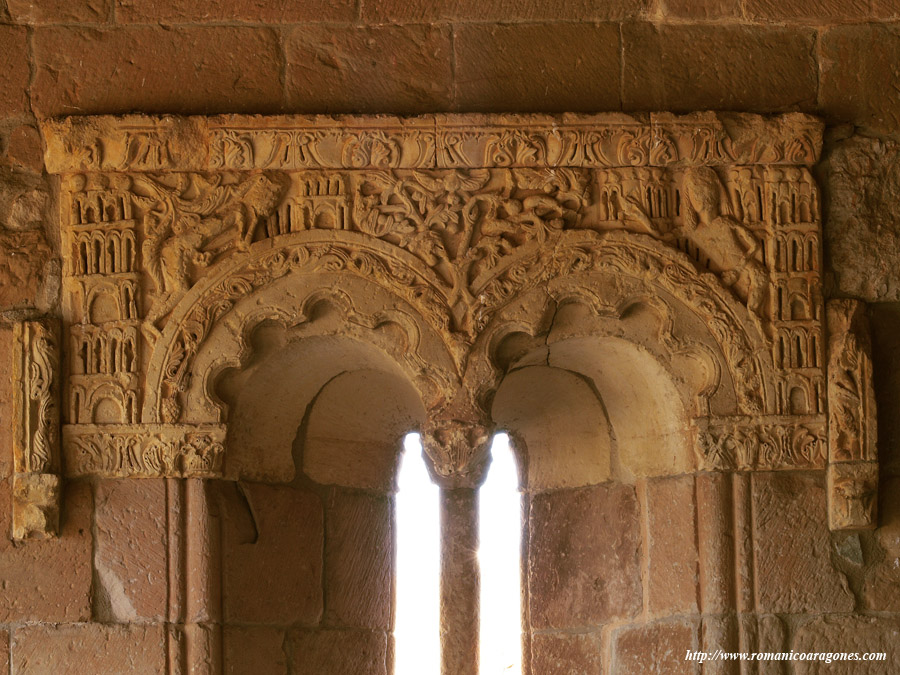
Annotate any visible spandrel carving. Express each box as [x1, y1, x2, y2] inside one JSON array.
[[41, 112, 850, 491]]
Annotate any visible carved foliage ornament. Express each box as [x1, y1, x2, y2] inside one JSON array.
[[38, 112, 872, 516]]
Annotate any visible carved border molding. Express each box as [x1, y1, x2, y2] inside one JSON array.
[[42, 112, 823, 173], [31, 111, 877, 530]]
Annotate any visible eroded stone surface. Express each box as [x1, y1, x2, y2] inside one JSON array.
[[530, 631, 602, 675], [612, 620, 696, 675], [324, 490, 393, 629], [753, 472, 855, 613], [792, 616, 900, 673], [289, 629, 388, 675], [822, 135, 900, 301], [93, 478, 168, 621], [528, 483, 642, 628], [647, 475, 699, 616], [221, 482, 324, 625], [0, 480, 92, 622], [12, 623, 166, 675], [224, 626, 288, 675]]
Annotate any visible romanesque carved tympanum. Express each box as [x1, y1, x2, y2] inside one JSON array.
[[32, 112, 875, 529]]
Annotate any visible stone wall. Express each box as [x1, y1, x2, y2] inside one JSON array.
[[2, 1, 900, 673]]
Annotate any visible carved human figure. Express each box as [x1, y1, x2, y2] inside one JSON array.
[[680, 167, 767, 317], [623, 168, 767, 318]]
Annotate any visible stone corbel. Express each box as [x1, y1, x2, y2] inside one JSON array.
[[12, 319, 62, 540], [826, 299, 878, 530], [421, 413, 492, 490]]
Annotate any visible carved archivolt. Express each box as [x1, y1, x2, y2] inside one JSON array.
[[26, 112, 874, 528]]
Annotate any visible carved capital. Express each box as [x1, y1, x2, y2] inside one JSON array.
[[421, 419, 492, 490], [694, 415, 826, 471], [828, 461, 878, 530], [12, 319, 61, 540]]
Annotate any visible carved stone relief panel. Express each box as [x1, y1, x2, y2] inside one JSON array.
[[31, 112, 874, 528], [12, 318, 61, 539], [826, 299, 878, 530]]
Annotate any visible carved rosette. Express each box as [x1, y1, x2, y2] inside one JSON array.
[[12, 319, 61, 539], [826, 299, 878, 530]]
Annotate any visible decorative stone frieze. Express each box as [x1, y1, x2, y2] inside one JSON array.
[[12, 319, 61, 539], [31, 111, 874, 529], [826, 299, 878, 530]]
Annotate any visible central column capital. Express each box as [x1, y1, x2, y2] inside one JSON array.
[[421, 415, 492, 490]]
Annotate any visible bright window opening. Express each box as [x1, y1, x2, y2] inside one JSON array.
[[479, 433, 523, 675], [394, 433, 441, 675], [394, 432, 523, 675]]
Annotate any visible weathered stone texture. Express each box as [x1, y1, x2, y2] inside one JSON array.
[[660, 0, 741, 19], [753, 472, 854, 613], [224, 626, 287, 675], [5, 125, 44, 173], [822, 136, 900, 301], [863, 476, 900, 610], [222, 482, 324, 625], [821, 24, 900, 134], [12, 623, 166, 675], [746, 0, 871, 23], [289, 629, 389, 675], [116, 0, 355, 23], [0, 226, 52, 312], [0, 480, 92, 622], [647, 475, 699, 616], [612, 620, 696, 675], [792, 616, 900, 673], [528, 484, 642, 628], [7, 0, 110, 23], [285, 25, 453, 114], [0, 629, 8, 674], [455, 23, 621, 112], [623, 24, 817, 111], [31, 27, 283, 116], [324, 490, 393, 629], [363, 0, 650, 22], [0, 26, 30, 116], [530, 631, 602, 675], [93, 478, 168, 622]]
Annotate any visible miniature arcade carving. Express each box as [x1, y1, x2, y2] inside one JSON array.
[[23, 112, 876, 533]]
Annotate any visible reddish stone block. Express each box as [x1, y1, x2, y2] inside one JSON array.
[[0, 480, 92, 622], [94, 478, 168, 622], [222, 482, 323, 625], [31, 26, 283, 116], [820, 24, 900, 135], [325, 490, 393, 629], [5, 125, 45, 173], [455, 23, 621, 113], [0, 324, 14, 479], [622, 23, 817, 112], [528, 483, 642, 629], [362, 0, 649, 22], [530, 631, 602, 675], [792, 616, 900, 672], [0, 629, 8, 675], [0, 228, 53, 311], [646, 475, 699, 616], [116, 0, 355, 23], [746, 0, 870, 22], [7, 0, 110, 23], [613, 620, 695, 675], [289, 629, 388, 675], [0, 26, 29, 116], [224, 626, 287, 675], [12, 623, 166, 675], [660, 0, 741, 18], [285, 25, 452, 115], [753, 472, 854, 613]]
